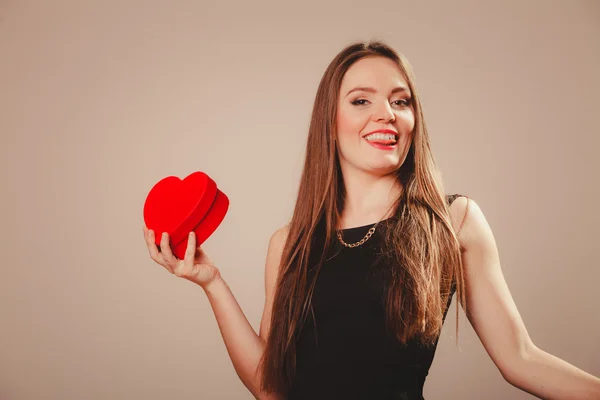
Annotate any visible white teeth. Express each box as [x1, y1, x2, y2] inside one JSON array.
[[365, 133, 396, 141]]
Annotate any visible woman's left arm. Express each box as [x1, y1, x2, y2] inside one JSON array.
[[449, 197, 600, 400]]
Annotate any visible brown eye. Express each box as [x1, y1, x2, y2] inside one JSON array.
[[394, 98, 412, 106], [351, 98, 412, 107]]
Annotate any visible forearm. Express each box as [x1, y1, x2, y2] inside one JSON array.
[[504, 344, 600, 399], [203, 277, 282, 400]]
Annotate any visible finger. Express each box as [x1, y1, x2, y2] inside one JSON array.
[[160, 232, 178, 266], [145, 230, 173, 274], [184, 232, 196, 266], [145, 229, 162, 260]]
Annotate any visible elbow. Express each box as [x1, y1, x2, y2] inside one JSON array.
[[498, 342, 539, 386], [500, 365, 517, 386]]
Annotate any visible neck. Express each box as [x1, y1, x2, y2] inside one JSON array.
[[339, 167, 403, 227]]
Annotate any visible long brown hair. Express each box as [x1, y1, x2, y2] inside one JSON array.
[[257, 40, 469, 396]]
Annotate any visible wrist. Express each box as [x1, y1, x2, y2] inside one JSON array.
[[202, 275, 226, 295]]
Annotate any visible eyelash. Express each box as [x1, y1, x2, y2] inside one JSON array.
[[351, 98, 412, 107]]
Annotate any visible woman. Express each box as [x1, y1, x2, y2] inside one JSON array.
[[143, 41, 600, 399]]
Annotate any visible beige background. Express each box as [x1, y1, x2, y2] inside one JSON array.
[[1, 0, 599, 399]]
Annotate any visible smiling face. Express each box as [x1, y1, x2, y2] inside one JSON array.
[[335, 56, 415, 176]]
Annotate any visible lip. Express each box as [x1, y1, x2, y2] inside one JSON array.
[[365, 140, 398, 151], [363, 129, 399, 150], [362, 129, 398, 138]]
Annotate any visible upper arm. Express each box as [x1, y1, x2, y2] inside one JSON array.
[[258, 224, 290, 343], [449, 196, 535, 378]]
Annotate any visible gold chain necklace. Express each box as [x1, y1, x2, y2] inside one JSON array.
[[336, 220, 381, 248]]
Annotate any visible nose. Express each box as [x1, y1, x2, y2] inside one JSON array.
[[373, 102, 395, 123]]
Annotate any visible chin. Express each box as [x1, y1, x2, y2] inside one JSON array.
[[367, 163, 400, 175]]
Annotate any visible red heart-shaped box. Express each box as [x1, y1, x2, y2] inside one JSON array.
[[143, 171, 229, 259]]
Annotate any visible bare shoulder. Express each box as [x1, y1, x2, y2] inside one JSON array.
[[448, 195, 491, 253], [265, 223, 290, 282], [448, 195, 470, 231], [270, 223, 290, 247], [259, 223, 290, 341]]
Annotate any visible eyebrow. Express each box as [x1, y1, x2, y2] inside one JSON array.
[[345, 86, 410, 97]]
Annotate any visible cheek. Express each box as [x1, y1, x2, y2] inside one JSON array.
[[398, 110, 416, 131], [335, 115, 361, 156], [336, 118, 350, 137], [336, 108, 365, 135]]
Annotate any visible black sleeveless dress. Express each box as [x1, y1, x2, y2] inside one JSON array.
[[287, 194, 463, 400]]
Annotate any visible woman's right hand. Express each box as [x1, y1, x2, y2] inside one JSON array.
[[143, 226, 221, 289]]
